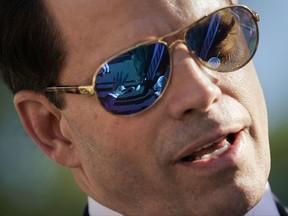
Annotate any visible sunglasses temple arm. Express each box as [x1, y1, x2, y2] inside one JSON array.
[[46, 86, 95, 95]]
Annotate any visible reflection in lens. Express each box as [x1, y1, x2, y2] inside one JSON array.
[[95, 43, 170, 115], [185, 6, 258, 72]]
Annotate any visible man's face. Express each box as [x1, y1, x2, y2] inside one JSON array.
[[46, 0, 270, 215]]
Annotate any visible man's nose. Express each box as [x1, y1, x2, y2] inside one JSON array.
[[165, 43, 222, 119]]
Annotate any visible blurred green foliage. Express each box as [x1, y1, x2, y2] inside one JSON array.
[[0, 167, 86, 216], [0, 83, 86, 216], [269, 123, 288, 205]]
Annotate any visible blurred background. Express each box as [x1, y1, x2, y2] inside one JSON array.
[[1, 0, 288, 215]]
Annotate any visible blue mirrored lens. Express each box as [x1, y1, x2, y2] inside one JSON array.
[[185, 7, 258, 72], [95, 43, 170, 115]]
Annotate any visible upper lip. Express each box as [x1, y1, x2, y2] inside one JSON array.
[[173, 126, 244, 163]]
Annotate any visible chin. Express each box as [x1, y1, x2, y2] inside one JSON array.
[[211, 175, 268, 216], [184, 174, 268, 216]]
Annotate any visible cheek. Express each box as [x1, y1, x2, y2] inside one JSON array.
[[237, 63, 268, 136], [64, 95, 159, 167], [85, 114, 174, 204], [222, 62, 268, 134], [223, 62, 270, 171], [74, 108, 160, 181]]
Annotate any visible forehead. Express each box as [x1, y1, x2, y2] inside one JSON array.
[[45, 0, 232, 83]]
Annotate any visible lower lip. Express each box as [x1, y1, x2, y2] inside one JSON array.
[[177, 130, 247, 169]]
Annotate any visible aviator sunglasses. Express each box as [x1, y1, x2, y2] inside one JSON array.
[[46, 5, 260, 115]]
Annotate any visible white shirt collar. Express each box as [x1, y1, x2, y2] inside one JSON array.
[[88, 197, 121, 216], [245, 183, 280, 216], [88, 183, 279, 216]]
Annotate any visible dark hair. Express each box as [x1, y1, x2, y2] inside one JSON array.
[[0, 0, 66, 108]]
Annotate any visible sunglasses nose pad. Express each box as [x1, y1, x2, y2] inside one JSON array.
[[208, 57, 221, 69]]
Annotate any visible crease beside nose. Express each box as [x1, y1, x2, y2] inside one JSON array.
[[166, 43, 222, 119]]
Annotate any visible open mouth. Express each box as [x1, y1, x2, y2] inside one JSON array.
[[180, 133, 236, 163]]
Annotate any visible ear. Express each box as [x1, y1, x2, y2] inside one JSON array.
[[14, 90, 81, 168]]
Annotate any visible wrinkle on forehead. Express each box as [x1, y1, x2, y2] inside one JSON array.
[[133, 0, 234, 33], [97, 0, 234, 41], [46, 0, 233, 35], [45, 0, 233, 49]]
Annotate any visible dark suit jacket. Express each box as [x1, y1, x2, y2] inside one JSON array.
[[275, 196, 288, 216], [83, 197, 288, 216]]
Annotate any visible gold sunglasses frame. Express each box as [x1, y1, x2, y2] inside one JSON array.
[[46, 4, 260, 101]]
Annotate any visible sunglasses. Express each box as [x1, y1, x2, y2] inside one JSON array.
[[46, 5, 260, 115]]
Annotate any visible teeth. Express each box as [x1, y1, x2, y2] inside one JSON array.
[[195, 143, 231, 161], [203, 143, 214, 149], [195, 143, 214, 152]]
